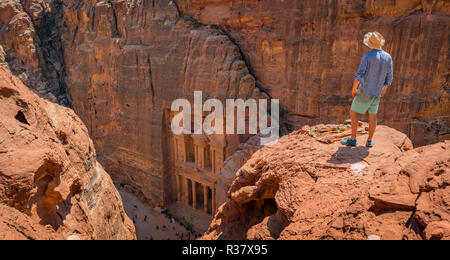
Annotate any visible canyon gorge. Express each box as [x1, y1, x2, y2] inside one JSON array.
[[0, 0, 448, 240]]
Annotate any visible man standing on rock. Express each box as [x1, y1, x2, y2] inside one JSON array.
[[341, 32, 393, 147]]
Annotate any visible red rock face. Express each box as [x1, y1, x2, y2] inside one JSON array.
[[178, 0, 450, 146], [59, 0, 262, 207], [0, 0, 448, 239], [203, 125, 449, 240], [0, 67, 135, 240], [0, 0, 68, 104], [0, 204, 62, 240], [423, 221, 450, 240]]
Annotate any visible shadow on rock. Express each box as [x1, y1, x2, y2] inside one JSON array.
[[327, 146, 370, 164]]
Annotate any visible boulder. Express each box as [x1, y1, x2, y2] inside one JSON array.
[[203, 125, 449, 240], [0, 67, 136, 240], [423, 221, 450, 240], [0, 204, 62, 240]]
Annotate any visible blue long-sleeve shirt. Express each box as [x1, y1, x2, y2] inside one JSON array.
[[355, 49, 393, 97]]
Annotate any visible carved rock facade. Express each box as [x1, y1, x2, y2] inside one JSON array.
[[59, 0, 264, 220]]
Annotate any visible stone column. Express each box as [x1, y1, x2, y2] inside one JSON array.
[[204, 184, 208, 214], [194, 145, 199, 166], [192, 181, 197, 210], [176, 174, 181, 202], [198, 144, 204, 168], [212, 185, 216, 215], [211, 149, 216, 174], [183, 177, 189, 206], [174, 134, 188, 162], [211, 146, 224, 175], [193, 135, 208, 168]]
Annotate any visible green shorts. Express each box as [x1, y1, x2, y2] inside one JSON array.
[[351, 93, 380, 115]]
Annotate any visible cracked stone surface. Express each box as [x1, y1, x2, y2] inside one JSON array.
[[202, 125, 449, 240], [0, 66, 135, 240]]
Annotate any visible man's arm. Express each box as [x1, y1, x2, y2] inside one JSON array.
[[381, 86, 388, 97], [382, 58, 394, 97], [353, 55, 368, 97], [352, 80, 360, 97]]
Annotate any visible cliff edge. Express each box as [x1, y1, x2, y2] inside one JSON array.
[[203, 125, 449, 240]]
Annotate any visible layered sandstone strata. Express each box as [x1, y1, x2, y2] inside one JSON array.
[[0, 0, 448, 234], [178, 0, 450, 146], [0, 67, 135, 240], [59, 0, 262, 207], [0, 204, 62, 240], [0, 0, 68, 104], [203, 125, 449, 240], [216, 134, 264, 207]]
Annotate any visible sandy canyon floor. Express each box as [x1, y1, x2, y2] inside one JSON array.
[[119, 188, 211, 240]]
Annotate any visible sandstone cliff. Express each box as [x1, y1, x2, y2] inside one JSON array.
[[0, 67, 135, 240], [0, 0, 448, 237], [59, 0, 263, 206], [0, 0, 69, 105], [203, 125, 449, 240], [0, 204, 62, 240], [178, 0, 450, 146]]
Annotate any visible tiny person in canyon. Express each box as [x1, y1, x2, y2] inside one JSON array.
[[341, 32, 393, 147]]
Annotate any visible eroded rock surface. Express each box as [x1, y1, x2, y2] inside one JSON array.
[[0, 204, 62, 240], [178, 0, 450, 146], [423, 221, 450, 240], [0, 67, 135, 240], [0, 0, 448, 238], [0, 0, 68, 105], [203, 125, 449, 240], [217, 134, 264, 207], [59, 0, 262, 206]]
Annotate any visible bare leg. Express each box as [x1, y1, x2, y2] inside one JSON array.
[[350, 110, 359, 140], [368, 114, 377, 141]]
